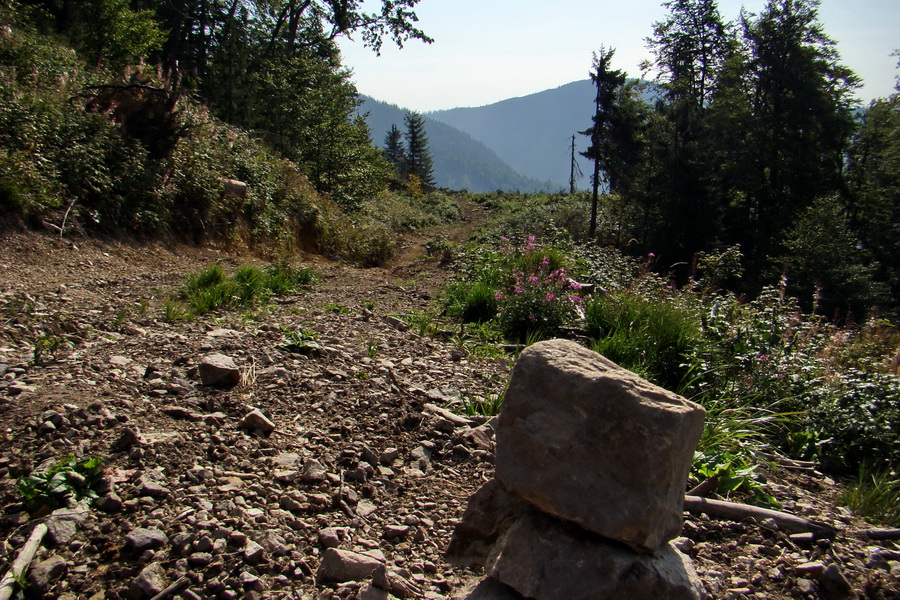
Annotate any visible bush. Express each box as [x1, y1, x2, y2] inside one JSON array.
[[586, 292, 702, 389], [443, 281, 498, 324], [177, 262, 317, 317], [805, 369, 900, 471]]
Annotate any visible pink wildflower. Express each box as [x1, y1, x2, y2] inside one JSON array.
[[545, 293, 556, 302]]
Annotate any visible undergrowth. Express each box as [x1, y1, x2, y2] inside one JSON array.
[[167, 262, 317, 319]]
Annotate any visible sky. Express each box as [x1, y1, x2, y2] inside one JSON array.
[[336, 0, 899, 112]]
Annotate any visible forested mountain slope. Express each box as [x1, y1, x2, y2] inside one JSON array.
[[358, 96, 557, 192]]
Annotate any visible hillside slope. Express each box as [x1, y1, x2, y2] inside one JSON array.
[[358, 96, 556, 193], [0, 230, 897, 599]]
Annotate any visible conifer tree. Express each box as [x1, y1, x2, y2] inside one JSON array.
[[581, 47, 627, 238], [403, 111, 434, 187], [383, 124, 406, 173]]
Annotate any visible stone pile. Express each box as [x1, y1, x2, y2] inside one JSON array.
[[447, 339, 707, 600]]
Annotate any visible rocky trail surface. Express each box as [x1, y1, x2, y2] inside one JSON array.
[[0, 228, 899, 600]]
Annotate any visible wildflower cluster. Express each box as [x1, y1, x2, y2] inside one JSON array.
[[495, 250, 584, 341]]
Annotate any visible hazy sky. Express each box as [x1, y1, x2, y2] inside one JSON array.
[[336, 0, 899, 112]]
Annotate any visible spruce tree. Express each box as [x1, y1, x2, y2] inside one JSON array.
[[403, 111, 434, 187], [580, 47, 627, 238], [383, 124, 406, 173]]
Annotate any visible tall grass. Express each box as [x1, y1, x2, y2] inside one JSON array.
[[586, 292, 701, 390], [175, 262, 316, 318], [843, 464, 900, 527]]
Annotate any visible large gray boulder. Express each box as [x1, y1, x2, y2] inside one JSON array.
[[486, 510, 703, 600], [495, 339, 705, 552]]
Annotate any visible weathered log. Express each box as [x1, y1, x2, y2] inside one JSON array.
[[857, 528, 900, 541], [0, 523, 48, 600], [684, 495, 835, 538]]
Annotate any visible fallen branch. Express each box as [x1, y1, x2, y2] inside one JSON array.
[[687, 477, 719, 498], [0, 523, 48, 600], [857, 528, 900, 541], [149, 576, 190, 600], [684, 495, 836, 539], [423, 403, 474, 427]]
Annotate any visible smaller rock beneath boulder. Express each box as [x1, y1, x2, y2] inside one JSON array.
[[199, 354, 241, 387], [485, 510, 703, 600], [452, 577, 524, 600]]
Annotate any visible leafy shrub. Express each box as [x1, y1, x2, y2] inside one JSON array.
[[496, 263, 583, 342], [805, 369, 900, 471], [443, 281, 498, 324], [17, 455, 104, 514], [281, 326, 321, 354], [317, 209, 398, 267]]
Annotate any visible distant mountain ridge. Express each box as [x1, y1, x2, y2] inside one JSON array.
[[357, 96, 556, 193], [358, 80, 654, 193], [427, 80, 597, 189]]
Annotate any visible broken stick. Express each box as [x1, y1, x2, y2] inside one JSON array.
[[149, 576, 190, 600], [0, 523, 49, 600], [684, 495, 836, 539]]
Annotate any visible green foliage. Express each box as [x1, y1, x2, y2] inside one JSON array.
[[496, 262, 583, 342], [448, 235, 584, 342], [403, 111, 434, 187], [443, 281, 498, 324], [777, 195, 886, 320], [805, 369, 900, 472], [72, 0, 165, 69], [399, 310, 438, 337], [848, 93, 900, 314], [843, 464, 900, 527], [17, 455, 104, 514], [459, 388, 506, 418], [31, 331, 68, 365], [280, 326, 321, 355], [318, 209, 398, 267], [586, 292, 701, 389], [177, 262, 316, 318]]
